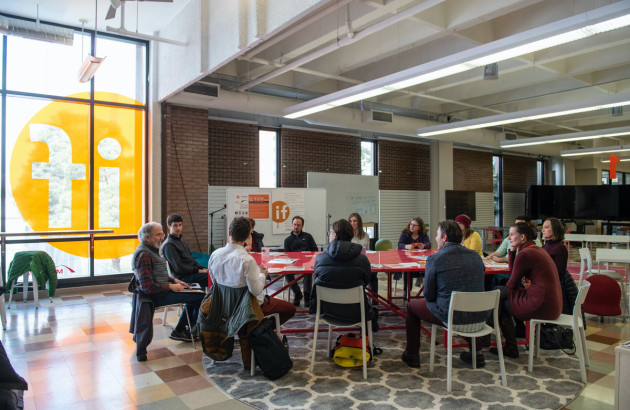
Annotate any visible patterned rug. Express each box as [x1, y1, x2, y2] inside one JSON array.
[[202, 311, 585, 409]]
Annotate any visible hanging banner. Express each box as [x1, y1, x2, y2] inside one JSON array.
[[271, 190, 305, 234]]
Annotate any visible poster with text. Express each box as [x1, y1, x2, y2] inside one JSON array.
[[248, 194, 270, 219], [271, 190, 305, 234]]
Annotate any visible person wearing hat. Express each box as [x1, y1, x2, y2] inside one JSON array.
[[455, 214, 483, 257]]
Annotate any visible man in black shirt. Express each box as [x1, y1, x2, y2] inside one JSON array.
[[161, 214, 209, 288], [283, 216, 318, 307]]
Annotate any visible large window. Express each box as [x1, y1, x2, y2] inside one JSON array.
[[361, 140, 376, 176], [1, 23, 148, 283], [259, 129, 278, 188]]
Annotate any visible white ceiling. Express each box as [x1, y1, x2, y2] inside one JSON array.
[[4, 0, 630, 158], [1, 0, 190, 34]]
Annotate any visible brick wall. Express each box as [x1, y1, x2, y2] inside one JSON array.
[[163, 104, 208, 252], [377, 140, 430, 190], [503, 154, 538, 193], [280, 128, 361, 187], [209, 120, 259, 186], [453, 149, 493, 192]]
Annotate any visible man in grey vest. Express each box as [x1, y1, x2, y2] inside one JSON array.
[[132, 222, 204, 344]]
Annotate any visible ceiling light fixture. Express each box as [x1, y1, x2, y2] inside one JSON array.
[[500, 126, 630, 148], [561, 145, 630, 157], [601, 157, 630, 163], [417, 94, 630, 137], [283, 2, 630, 119]]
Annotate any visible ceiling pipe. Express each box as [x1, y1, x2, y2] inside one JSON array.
[[245, 56, 363, 85], [235, 0, 446, 92]]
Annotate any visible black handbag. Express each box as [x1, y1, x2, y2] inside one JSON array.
[[539, 324, 575, 355]]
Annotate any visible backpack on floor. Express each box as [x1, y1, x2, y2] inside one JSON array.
[[248, 318, 292, 380], [330, 333, 372, 367]]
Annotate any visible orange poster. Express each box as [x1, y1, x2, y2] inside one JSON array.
[[249, 194, 270, 219]]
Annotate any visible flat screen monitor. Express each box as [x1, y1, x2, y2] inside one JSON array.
[[445, 190, 476, 220]]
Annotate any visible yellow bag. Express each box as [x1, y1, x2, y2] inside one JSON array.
[[330, 333, 371, 367]]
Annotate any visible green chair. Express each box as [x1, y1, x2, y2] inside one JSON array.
[[375, 239, 392, 251]]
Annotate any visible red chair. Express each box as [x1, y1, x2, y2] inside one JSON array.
[[583, 275, 622, 322], [485, 228, 503, 252]]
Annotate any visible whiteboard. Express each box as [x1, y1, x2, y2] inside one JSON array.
[[307, 173, 379, 223], [224, 187, 327, 248]]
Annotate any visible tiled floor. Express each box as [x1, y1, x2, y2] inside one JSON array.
[[0, 283, 626, 409]]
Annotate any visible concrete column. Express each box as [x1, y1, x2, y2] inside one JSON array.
[[430, 140, 453, 244]]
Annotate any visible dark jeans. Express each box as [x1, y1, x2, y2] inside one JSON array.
[[285, 274, 312, 299], [152, 290, 204, 332], [178, 271, 209, 289], [405, 298, 443, 355]]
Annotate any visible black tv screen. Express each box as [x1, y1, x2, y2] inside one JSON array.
[[445, 190, 476, 220], [529, 184, 625, 221], [575, 186, 597, 219]]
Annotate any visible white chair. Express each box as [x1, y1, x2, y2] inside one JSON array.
[[161, 262, 184, 327], [251, 313, 281, 376], [310, 285, 373, 379], [7, 272, 45, 309], [528, 281, 591, 383], [0, 286, 6, 329], [429, 289, 506, 392]]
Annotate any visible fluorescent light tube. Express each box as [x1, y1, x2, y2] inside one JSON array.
[[561, 145, 630, 157], [501, 126, 630, 148]]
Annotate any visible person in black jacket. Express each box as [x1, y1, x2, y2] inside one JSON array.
[[309, 219, 377, 331], [284, 216, 318, 307], [245, 218, 265, 252]]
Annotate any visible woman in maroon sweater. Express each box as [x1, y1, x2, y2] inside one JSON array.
[[541, 217, 568, 279], [490, 222, 562, 358]]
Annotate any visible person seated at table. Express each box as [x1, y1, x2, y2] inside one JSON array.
[[542, 217, 578, 314], [349, 212, 370, 250], [401, 220, 487, 368], [309, 218, 378, 332], [455, 214, 483, 257], [486, 216, 530, 264], [350, 212, 378, 294], [244, 218, 264, 252], [489, 222, 562, 358], [209, 217, 296, 326], [398, 217, 431, 250], [397, 217, 431, 296], [284, 216, 319, 307]]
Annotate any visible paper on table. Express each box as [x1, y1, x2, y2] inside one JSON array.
[[269, 252, 287, 256], [267, 258, 299, 264], [407, 255, 428, 260], [385, 262, 420, 268], [267, 268, 284, 273]]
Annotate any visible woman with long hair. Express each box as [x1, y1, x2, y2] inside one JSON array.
[[541, 217, 567, 278], [397, 217, 431, 250], [454, 214, 483, 257], [349, 212, 370, 250]]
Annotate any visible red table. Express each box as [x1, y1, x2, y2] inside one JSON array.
[[249, 249, 511, 335]]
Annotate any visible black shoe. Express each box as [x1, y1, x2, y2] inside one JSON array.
[[459, 351, 486, 367], [137, 354, 147, 362], [170, 329, 194, 342], [293, 294, 303, 306], [490, 345, 519, 358], [401, 350, 420, 368]]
